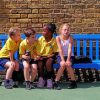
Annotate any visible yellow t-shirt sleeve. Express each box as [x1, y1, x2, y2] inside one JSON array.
[[53, 41, 59, 53], [19, 42, 25, 55], [7, 39, 15, 51]]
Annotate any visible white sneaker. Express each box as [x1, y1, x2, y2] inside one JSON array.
[[47, 79, 53, 89], [37, 77, 45, 88]]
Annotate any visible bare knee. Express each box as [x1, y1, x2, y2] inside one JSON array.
[[46, 58, 53, 71], [32, 65, 37, 73], [60, 62, 66, 69], [14, 61, 19, 71]]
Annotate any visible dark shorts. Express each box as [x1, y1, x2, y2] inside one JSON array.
[[21, 58, 37, 64], [38, 56, 55, 64], [0, 58, 10, 67], [57, 56, 75, 65], [18, 59, 37, 69]]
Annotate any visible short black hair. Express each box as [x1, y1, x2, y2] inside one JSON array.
[[24, 27, 36, 37]]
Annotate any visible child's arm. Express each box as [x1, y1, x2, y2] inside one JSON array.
[[22, 54, 30, 60], [56, 36, 65, 61], [19, 42, 30, 60], [9, 50, 16, 67], [7, 39, 16, 66], [66, 36, 73, 63], [9, 51, 14, 61]]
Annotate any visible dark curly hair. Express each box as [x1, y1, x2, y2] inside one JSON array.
[[44, 23, 56, 33]]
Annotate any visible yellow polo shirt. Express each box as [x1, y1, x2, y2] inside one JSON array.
[[37, 36, 58, 56], [19, 39, 38, 59], [0, 37, 22, 58]]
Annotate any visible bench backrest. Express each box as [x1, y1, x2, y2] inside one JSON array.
[[0, 33, 100, 64], [72, 34, 100, 63]]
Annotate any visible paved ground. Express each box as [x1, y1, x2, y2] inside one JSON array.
[[0, 82, 100, 100]]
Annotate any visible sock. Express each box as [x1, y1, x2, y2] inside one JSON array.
[[51, 70, 55, 80], [26, 81, 30, 84], [46, 71, 52, 79], [70, 80, 76, 84], [12, 71, 19, 82]]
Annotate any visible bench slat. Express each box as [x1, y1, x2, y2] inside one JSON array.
[[77, 40, 80, 56], [89, 40, 93, 60], [83, 40, 86, 56], [96, 40, 99, 60], [73, 63, 100, 70]]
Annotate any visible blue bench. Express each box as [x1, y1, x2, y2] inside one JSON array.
[[54, 34, 100, 70], [72, 34, 100, 70], [0, 33, 100, 71]]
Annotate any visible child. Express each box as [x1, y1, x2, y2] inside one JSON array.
[[19, 28, 38, 90], [53, 23, 77, 90], [0, 27, 21, 89], [37, 23, 58, 89]]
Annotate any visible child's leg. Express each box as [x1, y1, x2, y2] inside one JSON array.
[[37, 60, 44, 78], [66, 65, 75, 81], [55, 61, 66, 81], [3, 61, 16, 89], [66, 65, 77, 89], [53, 61, 66, 90], [23, 60, 33, 90], [23, 61, 30, 81], [14, 61, 19, 71], [37, 60, 45, 88], [45, 58, 55, 88], [4, 62, 15, 79], [12, 60, 19, 84], [45, 58, 54, 79], [31, 64, 37, 82]]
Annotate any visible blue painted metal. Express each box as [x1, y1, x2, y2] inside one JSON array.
[[1, 33, 100, 70], [89, 40, 93, 60], [83, 40, 86, 56]]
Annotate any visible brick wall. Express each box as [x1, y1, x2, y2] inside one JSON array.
[[0, 0, 100, 33]]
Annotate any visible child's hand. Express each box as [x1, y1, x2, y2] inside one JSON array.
[[25, 55, 30, 60], [34, 56, 41, 61], [66, 60, 72, 66], [22, 55, 30, 60], [60, 60, 66, 67]]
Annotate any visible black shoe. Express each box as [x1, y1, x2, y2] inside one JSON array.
[[67, 81, 77, 89], [53, 82, 61, 90], [25, 81, 31, 90], [30, 82, 35, 89], [13, 81, 18, 88]]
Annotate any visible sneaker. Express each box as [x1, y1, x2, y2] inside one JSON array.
[[67, 81, 77, 89], [37, 77, 45, 88], [47, 79, 53, 89], [25, 81, 31, 90], [4, 79, 14, 89], [53, 81, 61, 90]]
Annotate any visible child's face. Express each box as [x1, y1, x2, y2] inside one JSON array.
[[42, 26, 52, 38], [28, 34, 35, 44], [61, 25, 70, 36]]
